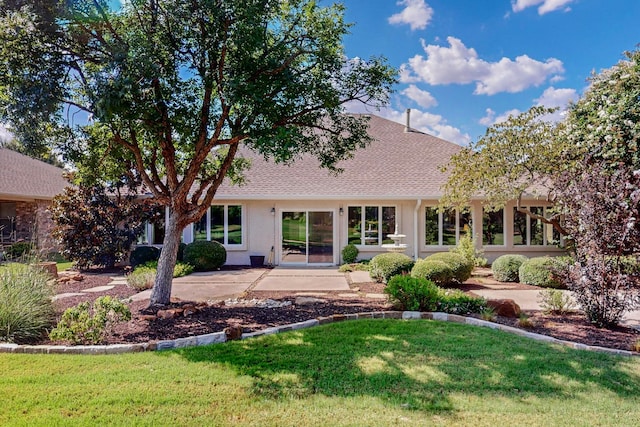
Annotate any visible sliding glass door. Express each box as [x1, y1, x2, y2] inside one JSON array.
[[281, 210, 334, 265]]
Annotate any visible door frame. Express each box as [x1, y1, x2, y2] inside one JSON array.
[[277, 208, 338, 266]]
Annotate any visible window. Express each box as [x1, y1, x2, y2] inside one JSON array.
[[194, 205, 243, 246], [348, 205, 396, 246], [0, 202, 16, 241], [482, 208, 504, 246], [513, 206, 559, 246], [424, 207, 470, 246]]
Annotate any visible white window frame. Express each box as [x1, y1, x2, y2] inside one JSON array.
[[348, 205, 397, 247], [482, 207, 506, 247], [191, 204, 245, 249], [424, 207, 470, 247], [513, 206, 560, 247]]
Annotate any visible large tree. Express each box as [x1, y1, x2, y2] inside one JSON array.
[[0, 0, 396, 305], [439, 106, 571, 235]]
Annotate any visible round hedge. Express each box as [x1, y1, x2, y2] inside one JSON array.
[[341, 244, 359, 264], [519, 256, 565, 289], [129, 246, 161, 268], [183, 240, 227, 271], [410, 259, 454, 286], [424, 252, 473, 283], [492, 254, 528, 282], [369, 253, 414, 283]]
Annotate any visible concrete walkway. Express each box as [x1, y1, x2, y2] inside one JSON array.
[[252, 267, 350, 292]]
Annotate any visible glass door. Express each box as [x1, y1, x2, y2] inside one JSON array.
[[281, 210, 334, 265]]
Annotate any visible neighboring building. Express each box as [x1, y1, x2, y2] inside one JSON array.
[[0, 148, 69, 253], [179, 114, 564, 266]]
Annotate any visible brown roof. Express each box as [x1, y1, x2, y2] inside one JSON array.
[[0, 148, 69, 200], [217, 114, 462, 200]]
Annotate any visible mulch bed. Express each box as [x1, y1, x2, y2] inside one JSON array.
[[45, 268, 640, 352]]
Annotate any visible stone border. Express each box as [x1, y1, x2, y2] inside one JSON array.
[[1, 311, 637, 357]]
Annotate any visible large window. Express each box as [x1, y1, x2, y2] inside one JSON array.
[[482, 208, 504, 246], [348, 205, 396, 246], [513, 207, 559, 246], [194, 205, 243, 246], [0, 201, 16, 242], [425, 207, 470, 246]]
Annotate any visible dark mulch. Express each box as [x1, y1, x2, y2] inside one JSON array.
[[46, 268, 640, 352]]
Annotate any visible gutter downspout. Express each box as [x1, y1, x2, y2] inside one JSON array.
[[414, 199, 421, 260]]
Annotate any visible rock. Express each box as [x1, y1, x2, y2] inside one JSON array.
[[182, 305, 198, 317], [487, 299, 521, 318], [157, 309, 182, 319], [34, 262, 58, 279], [70, 274, 84, 281], [295, 296, 326, 306], [139, 315, 157, 322], [57, 276, 71, 284], [224, 325, 243, 341]]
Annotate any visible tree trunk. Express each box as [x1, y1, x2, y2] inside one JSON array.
[[149, 209, 182, 307]]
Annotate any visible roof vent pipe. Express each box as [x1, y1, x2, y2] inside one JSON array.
[[404, 108, 411, 133]]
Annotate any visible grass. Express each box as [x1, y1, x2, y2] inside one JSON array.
[[1, 320, 639, 426], [56, 261, 74, 272]]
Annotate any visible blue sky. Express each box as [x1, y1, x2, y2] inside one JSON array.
[[340, 0, 640, 144]]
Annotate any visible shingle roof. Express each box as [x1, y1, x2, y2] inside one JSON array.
[[217, 114, 462, 200], [0, 148, 69, 200]]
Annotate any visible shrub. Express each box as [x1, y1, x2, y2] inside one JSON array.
[[537, 289, 576, 315], [183, 240, 227, 271], [141, 260, 194, 278], [424, 252, 473, 283], [436, 289, 487, 315], [410, 259, 454, 286], [51, 185, 162, 268], [127, 266, 156, 291], [519, 257, 565, 288], [369, 253, 414, 283], [384, 275, 439, 311], [0, 264, 55, 343], [450, 230, 487, 267], [5, 241, 34, 260], [492, 254, 528, 282], [177, 242, 187, 262], [129, 246, 161, 268], [49, 296, 131, 345], [341, 244, 359, 264]]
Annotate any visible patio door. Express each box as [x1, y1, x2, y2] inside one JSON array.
[[281, 210, 334, 265]]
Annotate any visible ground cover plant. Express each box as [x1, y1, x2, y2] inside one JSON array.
[[2, 320, 640, 426]]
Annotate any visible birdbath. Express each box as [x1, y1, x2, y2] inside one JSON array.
[[381, 224, 407, 253]]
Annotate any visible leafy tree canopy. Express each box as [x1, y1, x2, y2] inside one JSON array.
[[0, 0, 396, 305]]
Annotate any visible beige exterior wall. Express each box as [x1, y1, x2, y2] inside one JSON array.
[[185, 198, 566, 266]]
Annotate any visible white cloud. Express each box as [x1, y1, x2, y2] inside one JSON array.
[[535, 86, 578, 121], [479, 108, 522, 126], [401, 85, 438, 108], [404, 37, 564, 95], [388, 0, 433, 31], [384, 108, 471, 145], [512, 0, 574, 15]]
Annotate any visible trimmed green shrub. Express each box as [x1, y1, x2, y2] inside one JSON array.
[[436, 289, 487, 315], [424, 252, 473, 283], [369, 253, 414, 283], [177, 242, 187, 262], [0, 264, 55, 343], [129, 246, 160, 268], [49, 296, 131, 345], [5, 242, 34, 260], [341, 244, 359, 264], [127, 266, 156, 291], [183, 240, 227, 271], [385, 275, 440, 311], [410, 259, 454, 286], [492, 254, 528, 282], [519, 257, 565, 288]]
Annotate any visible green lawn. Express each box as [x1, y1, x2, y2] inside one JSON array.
[[56, 261, 74, 272], [2, 320, 639, 426]]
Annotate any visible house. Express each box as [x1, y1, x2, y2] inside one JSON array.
[[175, 113, 564, 266], [0, 148, 69, 253]]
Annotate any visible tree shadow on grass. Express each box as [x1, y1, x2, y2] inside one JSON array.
[[165, 319, 640, 415]]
